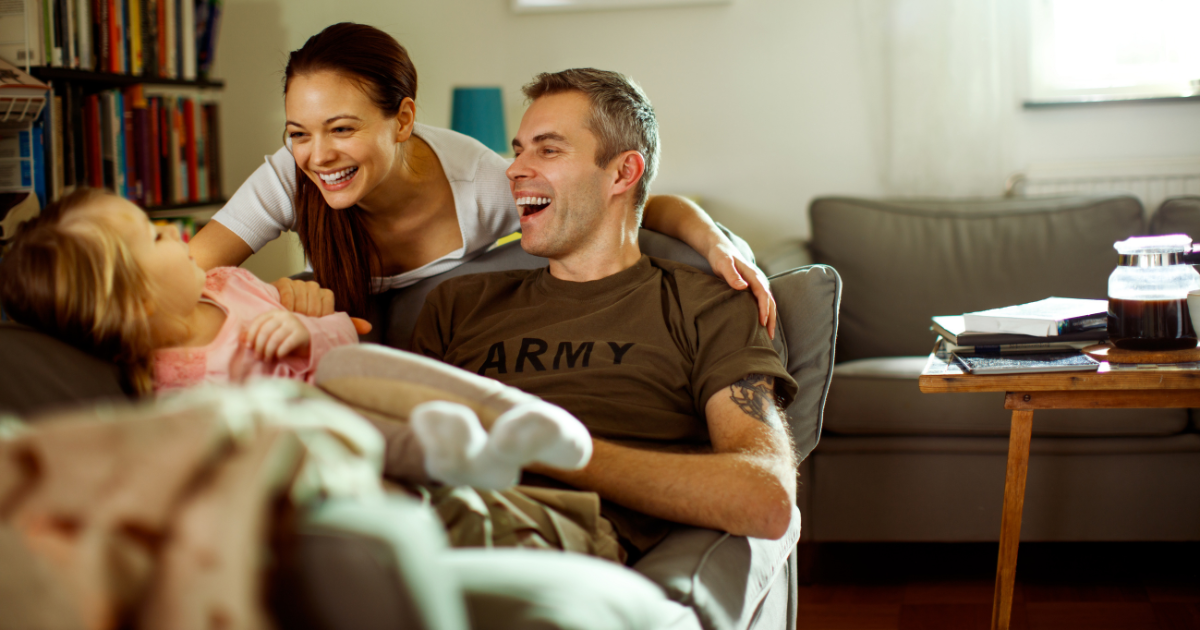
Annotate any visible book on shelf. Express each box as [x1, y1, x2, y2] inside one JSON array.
[[931, 315, 1109, 347], [0, 0, 222, 80], [962, 297, 1108, 337], [28, 80, 219, 211], [952, 351, 1101, 375]]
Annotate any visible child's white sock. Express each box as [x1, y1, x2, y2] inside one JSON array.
[[410, 400, 593, 490], [485, 401, 592, 472], [409, 401, 489, 488]]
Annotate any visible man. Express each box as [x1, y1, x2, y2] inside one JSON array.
[[411, 68, 797, 561]]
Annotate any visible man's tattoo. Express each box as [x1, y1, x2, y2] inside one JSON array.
[[729, 374, 781, 428]]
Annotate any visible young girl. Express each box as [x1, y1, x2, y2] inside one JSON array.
[[1, 188, 355, 394], [0, 188, 592, 490]]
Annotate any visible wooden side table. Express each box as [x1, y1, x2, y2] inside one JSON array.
[[918, 352, 1200, 630]]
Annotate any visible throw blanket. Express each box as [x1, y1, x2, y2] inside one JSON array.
[[0, 381, 384, 630]]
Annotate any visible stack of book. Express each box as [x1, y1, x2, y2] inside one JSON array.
[[0, 0, 222, 81], [36, 82, 221, 210], [932, 297, 1108, 375]]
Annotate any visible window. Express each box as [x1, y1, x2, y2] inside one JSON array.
[[1028, 0, 1200, 103]]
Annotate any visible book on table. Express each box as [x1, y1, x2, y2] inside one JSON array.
[[961, 297, 1108, 337], [931, 315, 1108, 351]]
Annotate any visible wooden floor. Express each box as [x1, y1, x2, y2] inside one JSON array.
[[797, 542, 1200, 630]]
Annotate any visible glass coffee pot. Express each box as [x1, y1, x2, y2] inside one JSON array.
[[1108, 234, 1200, 351]]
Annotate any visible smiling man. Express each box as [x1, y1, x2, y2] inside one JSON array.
[[410, 68, 798, 562]]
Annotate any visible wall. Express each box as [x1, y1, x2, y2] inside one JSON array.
[[211, 0, 1200, 257]]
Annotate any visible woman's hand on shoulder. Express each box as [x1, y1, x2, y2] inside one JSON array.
[[707, 241, 777, 340], [270, 277, 373, 334]]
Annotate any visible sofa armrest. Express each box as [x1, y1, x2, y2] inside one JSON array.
[[0, 323, 128, 417], [632, 506, 801, 630]]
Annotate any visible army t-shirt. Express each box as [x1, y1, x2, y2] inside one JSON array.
[[410, 255, 797, 552]]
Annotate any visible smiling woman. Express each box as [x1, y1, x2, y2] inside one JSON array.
[[187, 22, 776, 328]]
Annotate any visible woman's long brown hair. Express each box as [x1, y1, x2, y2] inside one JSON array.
[[285, 23, 418, 316]]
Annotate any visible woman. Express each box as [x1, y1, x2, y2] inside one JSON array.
[[188, 23, 775, 332]]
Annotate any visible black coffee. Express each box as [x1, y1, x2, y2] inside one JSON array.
[[1108, 298, 1197, 351]]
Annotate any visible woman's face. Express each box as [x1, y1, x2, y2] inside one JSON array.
[[285, 70, 410, 211]]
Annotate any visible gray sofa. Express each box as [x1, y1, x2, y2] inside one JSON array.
[[763, 194, 1200, 548], [0, 229, 841, 630]]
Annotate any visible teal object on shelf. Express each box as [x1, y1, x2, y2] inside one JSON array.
[[450, 87, 507, 154]]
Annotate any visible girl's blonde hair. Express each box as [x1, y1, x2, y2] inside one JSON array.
[[0, 189, 157, 395]]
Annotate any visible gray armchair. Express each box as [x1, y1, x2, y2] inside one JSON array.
[[345, 229, 841, 630]]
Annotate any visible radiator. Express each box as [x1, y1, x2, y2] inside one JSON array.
[[1006, 157, 1200, 215]]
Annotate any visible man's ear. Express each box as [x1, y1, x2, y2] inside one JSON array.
[[394, 97, 417, 143], [609, 150, 646, 198]]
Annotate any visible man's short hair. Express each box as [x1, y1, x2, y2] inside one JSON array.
[[522, 68, 659, 213]]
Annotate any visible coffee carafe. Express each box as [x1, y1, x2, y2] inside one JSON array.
[[1109, 234, 1200, 351]]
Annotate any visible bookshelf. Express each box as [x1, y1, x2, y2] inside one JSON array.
[[5, 0, 228, 240]]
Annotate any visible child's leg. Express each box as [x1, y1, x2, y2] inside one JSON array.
[[316, 345, 591, 490]]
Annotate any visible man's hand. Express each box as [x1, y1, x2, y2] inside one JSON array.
[[270, 277, 372, 334], [706, 242, 777, 340], [529, 374, 796, 540], [243, 310, 311, 360]]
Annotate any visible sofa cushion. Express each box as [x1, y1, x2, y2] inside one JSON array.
[[0, 323, 128, 416], [822, 357, 1189, 437], [1148, 196, 1200, 237], [808, 195, 1145, 362]]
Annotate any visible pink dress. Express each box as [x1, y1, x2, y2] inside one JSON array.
[[153, 267, 358, 393]]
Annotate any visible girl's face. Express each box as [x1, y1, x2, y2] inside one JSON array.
[[88, 196, 206, 320], [285, 70, 413, 211]]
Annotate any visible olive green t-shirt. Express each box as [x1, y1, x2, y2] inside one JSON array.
[[410, 255, 797, 552]]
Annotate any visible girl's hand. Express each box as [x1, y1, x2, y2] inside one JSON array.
[[707, 242, 778, 340], [271, 277, 372, 334], [244, 310, 312, 360]]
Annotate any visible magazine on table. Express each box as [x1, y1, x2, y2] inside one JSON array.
[[952, 350, 1101, 375]]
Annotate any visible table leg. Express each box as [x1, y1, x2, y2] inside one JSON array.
[[991, 408, 1033, 630]]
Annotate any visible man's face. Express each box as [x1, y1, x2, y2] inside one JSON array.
[[507, 91, 610, 260]]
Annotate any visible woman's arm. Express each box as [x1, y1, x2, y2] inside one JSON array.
[[642, 195, 777, 338], [189, 220, 255, 270]]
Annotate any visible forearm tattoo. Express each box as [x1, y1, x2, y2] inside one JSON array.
[[729, 374, 782, 428]]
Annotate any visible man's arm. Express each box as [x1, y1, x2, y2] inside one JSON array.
[[529, 374, 796, 540]]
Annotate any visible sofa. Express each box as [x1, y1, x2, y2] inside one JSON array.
[[761, 194, 1200, 550], [0, 228, 841, 630]]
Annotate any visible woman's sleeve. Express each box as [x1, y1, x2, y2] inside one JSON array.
[[209, 146, 299, 253], [465, 150, 521, 251]]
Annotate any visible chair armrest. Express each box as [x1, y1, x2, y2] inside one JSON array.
[[760, 240, 813, 276], [272, 495, 469, 630], [632, 507, 801, 630]]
